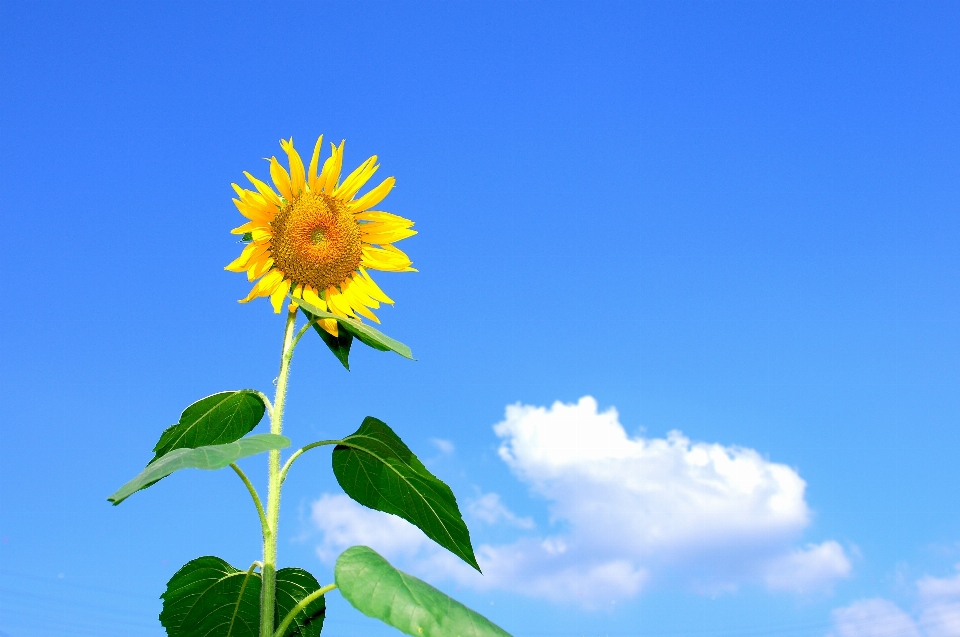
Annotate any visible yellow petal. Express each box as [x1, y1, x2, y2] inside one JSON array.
[[349, 176, 395, 212], [225, 242, 258, 271], [341, 279, 381, 322], [247, 255, 273, 281], [357, 266, 394, 304], [302, 286, 327, 311], [231, 221, 270, 235], [341, 274, 377, 306], [354, 210, 413, 226], [319, 141, 344, 193], [237, 190, 277, 222], [361, 244, 415, 272], [233, 198, 273, 224], [336, 156, 378, 200], [240, 269, 283, 303], [326, 288, 355, 318], [239, 285, 261, 303], [269, 156, 294, 201], [281, 138, 306, 196], [351, 299, 380, 323], [319, 318, 339, 336], [307, 135, 323, 191], [244, 172, 282, 208], [270, 279, 290, 313], [250, 228, 272, 242], [361, 227, 417, 244]]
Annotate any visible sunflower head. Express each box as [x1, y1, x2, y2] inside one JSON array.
[[226, 137, 416, 335]]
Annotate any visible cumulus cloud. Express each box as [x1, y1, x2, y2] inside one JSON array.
[[495, 397, 810, 554], [827, 566, 960, 637], [310, 396, 850, 605]]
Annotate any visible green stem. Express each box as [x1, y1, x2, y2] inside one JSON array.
[[273, 583, 337, 637], [229, 462, 268, 540], [260, 305, 299, 637], [278, 439, 341, 484], [254, 390, 275, 418], [291, 317, 316, 349]]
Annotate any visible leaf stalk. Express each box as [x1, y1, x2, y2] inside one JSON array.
[[273, 583, 336, 637], [229, 462, 269, 540], [279, 439, 341, 484]]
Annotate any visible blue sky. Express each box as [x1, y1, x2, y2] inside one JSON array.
[[1, 2, 959, 636]]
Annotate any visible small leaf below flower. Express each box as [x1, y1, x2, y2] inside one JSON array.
[[293, 297, 413, 360]]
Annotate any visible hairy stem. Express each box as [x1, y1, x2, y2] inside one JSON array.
[[260, 305, 299, 637]]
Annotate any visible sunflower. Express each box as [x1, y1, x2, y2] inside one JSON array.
[[225, 137, 416, 335]]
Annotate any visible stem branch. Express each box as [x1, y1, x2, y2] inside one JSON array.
[[291, 318, 315, 349], [273, 584, 337, 637], [229, 463, 268, 540], [279, 439, 341, 484]]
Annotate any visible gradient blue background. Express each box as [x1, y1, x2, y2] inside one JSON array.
[[1, 2, 958, 636]]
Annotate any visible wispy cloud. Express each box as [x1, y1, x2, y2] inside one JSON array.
[[430, 438, 455, 455], [467, 492, 535, 530], [828, 566, 960, 637]]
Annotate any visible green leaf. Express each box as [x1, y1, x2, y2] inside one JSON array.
[[152, 391, 268, 463], [160, 557, 327, 637], [335, 546, 510, 637], [293, 297, 413, 360], [333, 417, 479, 571], [108, 434, 290, 505], [160, 556, 261, 637], [276, 568, 327, 637], [301, 307, 353, 370]]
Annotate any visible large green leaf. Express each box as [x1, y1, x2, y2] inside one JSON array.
[[332, 417, 479, 571], [301, 307, 354, 370], [335, 546, 510, 637], [160, 556, 260, 637], [108, 434, 290, 505], [293, 297, 413, 360], [152, 391, 267, 462], [160, 557, 326, 637]]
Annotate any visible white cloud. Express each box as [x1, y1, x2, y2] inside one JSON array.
[[764, 541, 852, 594], [311, 493, 430, 563], [827, 566, 960, 637], [828, 599, 921, 637], [310, 396, 850, 605], [918, 567, 960, 637], [431, 438, 455, 455], [467, 492, 535, 529], [495, 397, 810, 555]]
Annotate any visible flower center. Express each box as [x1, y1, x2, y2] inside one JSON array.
[[270, 192, 362, 291]]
